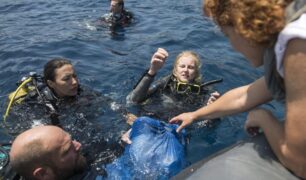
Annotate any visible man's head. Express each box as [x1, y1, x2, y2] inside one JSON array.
[[110, 0, 124, 14], [10, 126, 87, 180]]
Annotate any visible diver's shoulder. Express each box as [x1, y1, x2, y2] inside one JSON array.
[[123, 9, 133, 18], [100, 12, 112, 21]]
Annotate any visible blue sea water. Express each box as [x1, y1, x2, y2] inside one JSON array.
[[0, 0, 284, 175]]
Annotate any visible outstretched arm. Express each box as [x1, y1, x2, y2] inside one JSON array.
[[245, 39, 306, 178], [170, 76, 272, 132]]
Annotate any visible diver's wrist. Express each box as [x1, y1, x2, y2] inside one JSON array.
[[147, 69, 156, 77]]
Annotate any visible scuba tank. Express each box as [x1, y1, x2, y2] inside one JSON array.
[[3, 72, 41, 121], [3, 72, 60, 126], [0, 145, 17, 180], [7, 72, 41, 104], [0, 131, 19, 180], [0, 145, 9, 173], [0, 145, 18, 180]]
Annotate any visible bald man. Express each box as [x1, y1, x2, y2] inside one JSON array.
[[9, 126, 87, 180]]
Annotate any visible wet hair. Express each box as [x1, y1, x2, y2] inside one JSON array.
[[112, 0, 124, 4], [111, 0, 124, 10], [172, 51, 202, 84], [10, 139, 54, 179], [204, 0, 292, 45], [43, 58, 72, 84]]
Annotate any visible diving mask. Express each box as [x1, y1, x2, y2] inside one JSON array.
[[176, 81, 201, 95]]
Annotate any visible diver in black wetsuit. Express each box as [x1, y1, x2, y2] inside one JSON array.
[[122, 48, 222, 145], [126, 48, 222, 121], [2, 58, 126, 179], [100, 0, 133, 27]]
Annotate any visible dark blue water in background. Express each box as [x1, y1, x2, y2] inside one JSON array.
[[0, 0, 284, 169]]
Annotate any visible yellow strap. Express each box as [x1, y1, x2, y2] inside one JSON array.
[[3, 77, 33, 122]]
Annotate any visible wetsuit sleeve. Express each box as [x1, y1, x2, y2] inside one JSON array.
[[147, 76, 170, 96], [127, 72, 155, 104]]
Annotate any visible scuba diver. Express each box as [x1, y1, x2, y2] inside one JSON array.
[[126, 48, 222, 122], [3, 58, 114, 131], [100, 0, 133, 27], [1, 58, 127, 178], [122, 48, 222, 144]]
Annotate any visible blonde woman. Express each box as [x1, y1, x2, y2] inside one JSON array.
[[126, 48, 221, 121]]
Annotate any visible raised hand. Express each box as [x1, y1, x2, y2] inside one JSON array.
[[148, 48, 169, 75], [206, 91, 221, 105]]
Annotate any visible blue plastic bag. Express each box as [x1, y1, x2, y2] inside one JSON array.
[[105, 116, 186, 179]]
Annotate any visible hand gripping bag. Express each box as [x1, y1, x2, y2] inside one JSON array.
[[105, 116, 186, 179]]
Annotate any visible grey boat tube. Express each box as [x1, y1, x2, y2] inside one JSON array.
[[173, 135, 299, 180]]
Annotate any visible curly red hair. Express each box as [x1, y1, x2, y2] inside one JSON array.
[[204, 0, 293, 45]]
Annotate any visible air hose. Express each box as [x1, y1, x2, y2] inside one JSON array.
[[3, 77, 33, 122]]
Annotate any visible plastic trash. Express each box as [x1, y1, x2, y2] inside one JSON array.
[[105, 116, 186, 179]]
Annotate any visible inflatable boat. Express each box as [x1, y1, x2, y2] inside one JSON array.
[[173, 135, 299, 180]]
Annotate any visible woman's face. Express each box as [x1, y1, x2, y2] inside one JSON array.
[[47, 64, 79, 97], [175, 55, 197, 83], [221, 26, 264, 67]]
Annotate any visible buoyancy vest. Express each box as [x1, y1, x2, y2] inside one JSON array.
[[263, 0, 306, 102]]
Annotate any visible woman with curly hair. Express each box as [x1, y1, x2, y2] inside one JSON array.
[[170, 0, 306, 178]]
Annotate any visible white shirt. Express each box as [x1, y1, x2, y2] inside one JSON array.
[[274, 13, 306, 77]]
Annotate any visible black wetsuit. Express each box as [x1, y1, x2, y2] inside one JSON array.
[[1, 79, 128, 179], [100, 10, 133, 27], [127, 72, 218, 121]]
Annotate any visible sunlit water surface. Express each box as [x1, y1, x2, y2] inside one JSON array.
[[0, 0, 284, 177]]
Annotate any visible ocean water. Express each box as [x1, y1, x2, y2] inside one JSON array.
[[0, 0, 283, 175]]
